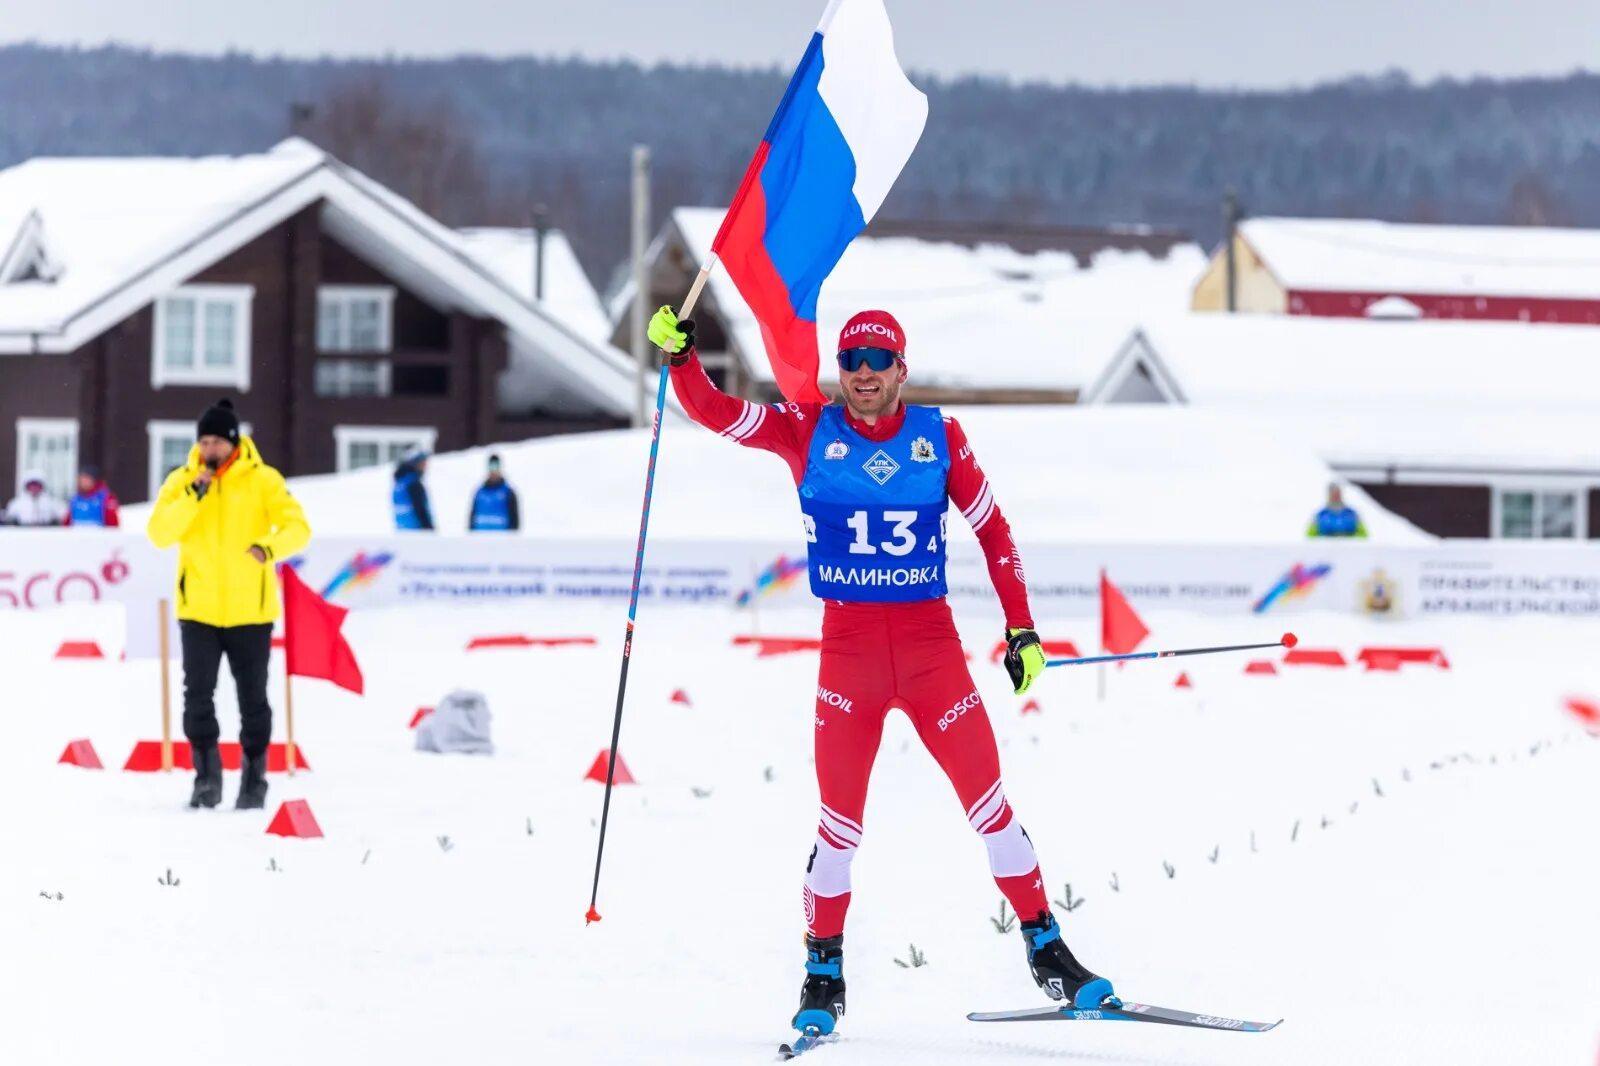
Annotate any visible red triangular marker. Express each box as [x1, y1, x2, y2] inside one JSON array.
[[585, 750, 635, 784], [1244, 660, 1278, 676], [1174, 672, 1193, 689], [1020, 698, 1042, 715], [1563, 696, 1600, 729], [54, 641, 104, 659], [670, 689, 692, 706], [58, 739, 103, 769], [1100, 570, 1150, 656], [265, 800, 324, 839]]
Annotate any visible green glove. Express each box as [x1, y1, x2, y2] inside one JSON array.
[[1003, 628, 1046, 695], [647, 305, 695, 357]]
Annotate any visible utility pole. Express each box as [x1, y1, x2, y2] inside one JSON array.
[[531, 203, 549, 302], [1223, 190, 1241, 313], [288, 102, 315, 138], [630, 145, 651, 429]]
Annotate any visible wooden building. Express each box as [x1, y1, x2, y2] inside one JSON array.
[[0, 139, 637, 505]]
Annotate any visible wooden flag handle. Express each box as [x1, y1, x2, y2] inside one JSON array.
[[678, 256, 718, 320]]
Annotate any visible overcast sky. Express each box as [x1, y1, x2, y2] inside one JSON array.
[[2, 0, 1596, 88]]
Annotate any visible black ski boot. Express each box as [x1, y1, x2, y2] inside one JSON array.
[[189, 745, 223, 809], [792, 934, 846, 1036], [1021, 912, 1115, 1009], [235, 751, 268, 810]]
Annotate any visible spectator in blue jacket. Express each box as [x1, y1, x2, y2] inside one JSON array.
[[393, 449, 434, 531], [67, 466, 121, 527], [1308, 483, 1368, 538], [469, 454, 520, 532]]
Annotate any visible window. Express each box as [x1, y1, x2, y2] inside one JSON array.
[[15, 418, 78, 501], [146, 419, 254, 500], [152, 285, 253, 390], [317, 286, 395, 353], [315, 359, 392, 398], [147, 421, 197, 501], [333, 425, 437, 473], [1496, 488, 1584, 539]]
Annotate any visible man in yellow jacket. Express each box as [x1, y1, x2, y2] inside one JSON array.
[[147, 399, 310, 810]]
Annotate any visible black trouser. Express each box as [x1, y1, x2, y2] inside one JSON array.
[[180, 621, 274, 760]]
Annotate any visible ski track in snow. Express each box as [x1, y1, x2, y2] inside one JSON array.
[[2, 602, 1598, 1066]]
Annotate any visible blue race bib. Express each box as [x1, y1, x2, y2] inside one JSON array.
[[798, 406, 950, 603]]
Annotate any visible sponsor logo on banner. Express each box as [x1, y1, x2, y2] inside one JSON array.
[[736, 555, 807, 607], [862, 449, 900, 485], [318, 550, 395, 599], [1361, 567, 1398, 616], [1252, 562, 1331, 613], [909, 436, 937, 463], [824, 440, 849, 460], [0, 549, 130, 608]]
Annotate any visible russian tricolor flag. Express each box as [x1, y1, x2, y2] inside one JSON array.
[[711, 0, 928, 405]]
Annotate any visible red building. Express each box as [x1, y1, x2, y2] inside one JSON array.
[[1193, 217, 1600, 326]]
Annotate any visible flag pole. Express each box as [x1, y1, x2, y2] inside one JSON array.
[[159, 598, 173, 772], [285, 672, 297, 779], [282, 572, 297, 778]]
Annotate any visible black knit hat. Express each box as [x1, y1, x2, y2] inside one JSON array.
[[196, 398, 240, 443]]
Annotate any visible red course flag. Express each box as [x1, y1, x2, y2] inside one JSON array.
[[1100, 569, 1150, 656], [280, 565, 364, 694]]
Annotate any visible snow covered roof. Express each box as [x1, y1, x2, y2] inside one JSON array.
[[123, 404, 1425, 544], [637, 206, 1206, 393], [0, 140, 647, 418], [1086, 313, 1600, 474], [1239, 217, 1600, 301], [456, 227, 610, 345]]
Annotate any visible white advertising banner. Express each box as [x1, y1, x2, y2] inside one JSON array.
[[4, 531, 1600, 655]]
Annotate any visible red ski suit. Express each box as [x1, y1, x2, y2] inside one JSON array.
[[670, 355, 1050, 936]]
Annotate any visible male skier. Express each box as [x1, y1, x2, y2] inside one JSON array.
[[649, 306, 1112, 1036]]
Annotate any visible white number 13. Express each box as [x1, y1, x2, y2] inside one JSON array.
[[847, 510, 917, 556]]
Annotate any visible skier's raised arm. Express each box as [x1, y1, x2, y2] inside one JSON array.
[[650, 306, 821, 485]]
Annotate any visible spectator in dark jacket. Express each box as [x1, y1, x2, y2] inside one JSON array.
[[67, 466, 121, 527], [393, 450, 434, 531], [468, 454, 520, 532]]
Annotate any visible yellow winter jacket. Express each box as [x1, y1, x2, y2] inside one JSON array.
[[146, 437, 311, 627]]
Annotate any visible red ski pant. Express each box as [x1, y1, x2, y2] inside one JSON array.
[[803, 598, 1049, 938]]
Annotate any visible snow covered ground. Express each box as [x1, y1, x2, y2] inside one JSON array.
[[4, 597, 1597, 1066]]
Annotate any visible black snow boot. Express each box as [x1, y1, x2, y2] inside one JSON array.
[[1021, 912, 1115, 1009], [235, 751, 268, 810], [189, 745, 223, 809], [792, 934, 847, 1036]]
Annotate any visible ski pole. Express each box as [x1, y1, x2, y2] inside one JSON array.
[[585, 269, 712, 925], [1045, 632, 1298, 669]]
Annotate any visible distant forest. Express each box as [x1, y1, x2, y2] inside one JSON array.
[[2, 44, 1597, 285]]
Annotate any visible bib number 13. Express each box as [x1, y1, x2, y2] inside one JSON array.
[[847, 510, 918, 556]]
